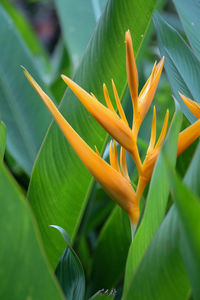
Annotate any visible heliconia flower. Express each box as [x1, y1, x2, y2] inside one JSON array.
[[61, 30, 164, 175], [23, 68, 140, 225], [179, 92, 200, 119], [23, 30, 200, 229], [61, 75, 143, 174]]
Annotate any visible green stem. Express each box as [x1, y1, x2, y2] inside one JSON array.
[[130, 222, 136, 241]]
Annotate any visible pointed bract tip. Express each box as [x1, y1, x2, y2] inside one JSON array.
[[125, 30, 132, 43], [61, 74, 69, 82], [156, 56, 164, 72], [20, 65, 27, 72], [160, 56, 165, 63], [179, 92, 200, 119]]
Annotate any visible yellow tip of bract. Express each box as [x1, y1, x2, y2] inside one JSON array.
[[61, 74, 135, 154], [125, 30, 139, 109], [179, 92, 200, 119], [139, 56, 164, 124], [177, 118, 200, 156]]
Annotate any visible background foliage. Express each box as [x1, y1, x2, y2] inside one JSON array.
[[0, 0, 199, 299]]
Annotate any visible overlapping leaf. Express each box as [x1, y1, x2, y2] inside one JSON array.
[[54, 0, 106, 66], [0, 0, 50, 72], [0, 121, 6, 160], [123, 106, 183, 294], [123, 118, 200, 299], [123, 205, 190, 300], [154, 11, 200, 123], [169, 168, 200, 300], [0, 5, 52, 174], [173, 0, 200, 58], [0, 162, 64, 299], [90, 206, 131, 293], [184, 142, 200, 197]]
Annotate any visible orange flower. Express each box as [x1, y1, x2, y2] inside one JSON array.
[[23, 68, 139, 225], [61, 30, 164, 175], [24, 31, 200, 227]]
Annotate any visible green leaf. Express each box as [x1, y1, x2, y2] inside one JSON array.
[[51, 226, 85, 300], [0, 162, 64, 299], [123, 117, 200, 299], [173, 0, 200, 58], [123, 205, 190, 300], [28, 0, 161, 268], [0, 121, 6, 160], [154, 11, 200, 123], [123, 106, 183, 294], [169, 169, 200, 300], [0, 0, 50, 72], [90, 206, 131, 293], [184, 141, 200, 197], [55, 0, 106, 66], [0, 5, 52, 174]]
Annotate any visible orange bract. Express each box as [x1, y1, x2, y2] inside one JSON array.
[[24, 31, 200, 226], [179, 93, 200, 119]]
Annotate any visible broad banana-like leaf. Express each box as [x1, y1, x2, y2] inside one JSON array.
[[0, 162, 64, 299], [0, 121, 6, 160], [0, 5, 52, 174], [123, 107, 183, 295], [28, 0, 161, 268], [173, 0, 200, 58], [55, 0, 105, 66], [154, 11, 200, 123]]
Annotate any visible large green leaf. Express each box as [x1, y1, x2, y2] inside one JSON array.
[[0, 121, 6, 160], [123, 117, 200, 299], [123, 205, 190, 300], [169, 168, 200, 300], [54, 0, 106, 66], [0, 162, 64, 299], [90, 206, 131, 293], [173, 0, 200, 58], [154, 11, 200, 123], [0, 0, 50, 73], [28, 0, 161, 268], [184, 142, 200, 197], [123, 118, 200, 299], [0, 5, 52, 174], [123, 106, 183, 294]]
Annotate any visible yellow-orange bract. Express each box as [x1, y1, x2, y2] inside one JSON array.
[[178, 93, 200, 156], [24, 31, 200, 226], [23, 68, 139, 225], [179, 92, 200, 119]]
